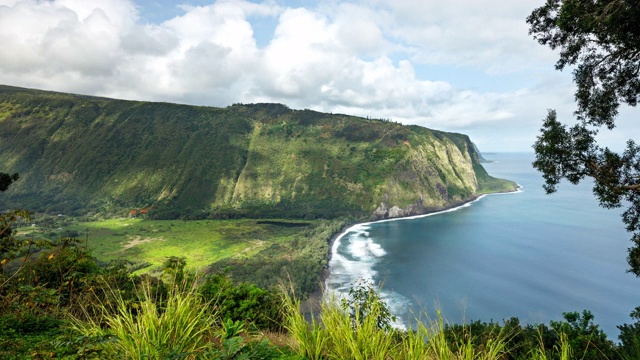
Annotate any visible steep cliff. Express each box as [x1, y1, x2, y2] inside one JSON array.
[[0, 85, 516, 219]]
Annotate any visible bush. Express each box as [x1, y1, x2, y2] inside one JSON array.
[[71, 276, 217, 359], [199, 273, 284, 331], [0, 312, 62, 335], [618, 307, 640, 359], [339, 278, 396, 331], [550, 310, 615, 360]]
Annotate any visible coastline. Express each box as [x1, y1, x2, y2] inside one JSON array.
[[328, 185, 522, 259], [322, 186, 522, 294], [302, 185, 522, 316]]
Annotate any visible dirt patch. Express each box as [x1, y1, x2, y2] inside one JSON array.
[[233, 240, 265, 257], [121, 236, 164, 250]]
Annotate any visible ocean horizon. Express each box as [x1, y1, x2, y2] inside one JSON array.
[[325, 152, 640, 339]]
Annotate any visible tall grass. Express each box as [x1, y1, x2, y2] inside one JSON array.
[[282, 286, 514, 360], [400, 310, 512, 360], [321, 297, 396, 359], [281, 290, 326, 360], [529, 331, 573, 360], [66, 274, 591, 360], [70, 275, 218, 359]]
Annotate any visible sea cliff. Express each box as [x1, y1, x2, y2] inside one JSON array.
[[0, 85, 516, 219]]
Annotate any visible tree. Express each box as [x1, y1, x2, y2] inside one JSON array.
[[0, 173, 34, 289], [162, 255, 187, 284], [618, 307, 640, 358], [339, 278, 396, 331], [527, 0, 640, 275], [0, 172, 21, 251]]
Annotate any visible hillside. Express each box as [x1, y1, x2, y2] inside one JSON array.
[[0, 85, 516, 219]]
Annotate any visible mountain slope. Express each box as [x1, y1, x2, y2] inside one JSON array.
[[0, 85, 516, 219]]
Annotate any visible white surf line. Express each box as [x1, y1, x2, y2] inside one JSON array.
[[324, 185, 523, 324], [331, 183, 523, 252]]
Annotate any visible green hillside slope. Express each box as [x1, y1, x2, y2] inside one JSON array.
[[0, 85, 516, 219]]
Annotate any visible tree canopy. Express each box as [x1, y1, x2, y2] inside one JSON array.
[[0, 172, 21, 258], [527, 0, 640, 275]]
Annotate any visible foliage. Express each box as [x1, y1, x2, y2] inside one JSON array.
[[528, 0, 640, 129], [280, 287, 326, 360], [549, 310, 615, 359], [162, 255, 187, 284], [199, 272, 284, 331], [71, 276, 217, 359], [282, 282, 515, 360], [0, 85, 514, 220], [339, 278, 396, 331], [209, 218, 349, 296], [442, 311, 620, 360], [0, 249, 637, 359], [283, 282, 624, 360], [617, 306, 640, 360], [205, 337, 284, 360], [0, 209, 33, 263], [1, 230, 101, 322], [1, 249, 297, 358], [205, 318, 290, 360], [527, 1, 640, 275], [0, 237, 102, 358], [0, 326, 77, 359], [10, 216, 349, 300], [15, 217, 335, 283]]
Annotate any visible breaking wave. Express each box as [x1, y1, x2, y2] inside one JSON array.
[[324, 190, 521, 329]]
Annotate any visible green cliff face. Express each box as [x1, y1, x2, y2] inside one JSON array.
[[0, 85, 516, 219]]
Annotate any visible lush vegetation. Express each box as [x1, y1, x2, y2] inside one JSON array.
[[1, 172, 639, 359], [3, 2, 640, 357], [527, 0, 640, 275], [0, 85, 515, 221], [2, 225, 640, 360], [3, 242, 639, 359], [9, 213, 350, 297]]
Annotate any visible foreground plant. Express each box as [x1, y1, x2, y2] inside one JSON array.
[[283, 281, 514, 360], [71, 274, 217, 359]]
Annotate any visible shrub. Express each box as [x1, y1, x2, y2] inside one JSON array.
[[339, 278, 396, 331], [618, 307, 640, 359], [550, 310, 615, 360], [199, 273, 284, 331], [71, 276, 218, 359]]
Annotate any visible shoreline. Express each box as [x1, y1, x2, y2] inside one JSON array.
[[302, 185, 522, 314], [327, 185, 522, 264]]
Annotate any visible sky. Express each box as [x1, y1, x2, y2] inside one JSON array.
[[0, 0, 638, 152]]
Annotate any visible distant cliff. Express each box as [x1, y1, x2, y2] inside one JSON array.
[[0, 85, 517, 219]]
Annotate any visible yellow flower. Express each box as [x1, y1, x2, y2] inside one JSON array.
[[48, 253, 55, 260]]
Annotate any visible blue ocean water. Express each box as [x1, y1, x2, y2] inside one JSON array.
[[326, 152, 640, 338]]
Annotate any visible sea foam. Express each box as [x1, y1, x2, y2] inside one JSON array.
[[325, 192, 519, 329]]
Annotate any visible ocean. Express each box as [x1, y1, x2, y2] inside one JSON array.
[[325, 152, 640, 338]]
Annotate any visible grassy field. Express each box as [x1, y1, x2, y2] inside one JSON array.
[[15, 216, 330, 273]]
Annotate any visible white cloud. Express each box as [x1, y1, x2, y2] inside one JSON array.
[[369, 0, 557, 73], [0, 0, 637, 151], [0, 0, 136, 87]]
